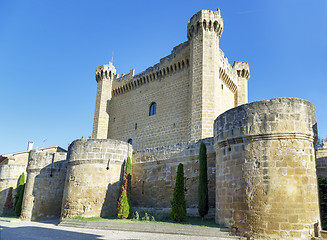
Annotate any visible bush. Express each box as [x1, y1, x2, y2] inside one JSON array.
[[14, 184, 25, 216], [14, 173, 25, 210], [3, 187, 14, 216], [198, 142, 209, 219], [126, 156, 132, 175], [117, 156, 132, 219], [117, 189, 130, 219], [319, 177, 327, 230], [14, 173, 25, 216], [170, 163, 186, 222]]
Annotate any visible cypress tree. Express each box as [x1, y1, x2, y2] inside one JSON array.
[[125, 156, 132, 176], [14, 184, 25, 216], [117, 157, 132, 219], [14, 173, 25, 211], [170, 163, 186, 222], [198, 142, 208, 219]]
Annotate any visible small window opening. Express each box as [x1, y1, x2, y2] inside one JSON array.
[[128, 138, 133, 146], [135, 123, 137, 130], [221, 84, 223, 90], [149, 102, 157, 116]]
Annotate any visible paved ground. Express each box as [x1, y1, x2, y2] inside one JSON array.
[[0, 219, 241, 240]]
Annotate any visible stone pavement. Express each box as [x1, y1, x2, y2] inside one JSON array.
[[0, 219, 243, 240]]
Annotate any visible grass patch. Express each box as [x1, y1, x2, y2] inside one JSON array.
[[0, 216, 20, 221], [67, 215, 221, 228]]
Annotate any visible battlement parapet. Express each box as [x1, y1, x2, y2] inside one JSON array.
[[111, 42, 190, 97], [187, 9, 223, 40], [233, 61, 250, 80], [96, 62, 116, 82]]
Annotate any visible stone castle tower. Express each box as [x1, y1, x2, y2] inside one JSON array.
[[0, 8, 319, 239], [92, 9, 250, 150]]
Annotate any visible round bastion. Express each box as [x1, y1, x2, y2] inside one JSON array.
[[61, 139, 133, 219], [213, 98, 320, 239]]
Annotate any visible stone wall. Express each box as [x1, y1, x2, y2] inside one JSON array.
[[107, 43, 191, 151], [92, 9, 250, 152], [132, 138, 216, 216], [0, 164, 26, 215], [214, 98, 319, 239], [21, 150, 67, 221], [61, 139, 132, 219], [316, 139, 327, 178]]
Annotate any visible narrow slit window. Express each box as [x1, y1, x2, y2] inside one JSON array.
[[149, 102, 156, 116]]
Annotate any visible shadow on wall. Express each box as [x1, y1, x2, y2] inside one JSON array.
[[100, 161, 125, 218], [0, 188, 14, 216], [29, 160, 67, 221], [131, 138, 216, 213]]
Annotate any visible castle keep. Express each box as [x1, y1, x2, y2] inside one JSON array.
[[0, 9, 324, 239], [92, 9, 250, 151]]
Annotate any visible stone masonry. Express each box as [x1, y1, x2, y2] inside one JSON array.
[[60, 139, 133, 219], [92, 9, 250, 151], [1, 8, 323, 240], [214, 98, 319, 239], [21, 150, 68, 221], [131, 138, 216, 216]]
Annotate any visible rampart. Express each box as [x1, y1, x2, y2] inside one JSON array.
[[214, 98, 319, 239], [132, 138, 216, 216], [316, 139, 327, 178], [60, 139, 133, 219], [21, 150, 68, 221], [0, 164, 26, 215]]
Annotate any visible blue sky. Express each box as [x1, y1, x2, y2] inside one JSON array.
[[1, 0, 326, 153]]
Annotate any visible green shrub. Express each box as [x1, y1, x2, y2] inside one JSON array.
[[14, 173, 25, 216], [198, 142, 209, 219], [14, 184, 25, 216], [319, 177, 327, 230], [170, 163, 186, 222], [117, 156, 132, 219], [126, 156, 132, 175], [133, 211, 139, 221], [117, 189, 130, 219]]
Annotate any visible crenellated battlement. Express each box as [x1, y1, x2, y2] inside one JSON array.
[[95, 62, 116, 82], [187, 9, 223, 40], [233, 61, 250, 80], [111, 42, 190, 97]]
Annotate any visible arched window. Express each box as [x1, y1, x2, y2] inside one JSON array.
[[149, 102, 156, 116], [128, 138, 133, 146]]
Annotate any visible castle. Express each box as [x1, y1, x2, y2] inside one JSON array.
[[0, 9, 325, 239]]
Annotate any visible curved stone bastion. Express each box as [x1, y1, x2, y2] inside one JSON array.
[[213, 98, 320, 239], [21, 150, 67, 221], [60, 139, 133, 219]]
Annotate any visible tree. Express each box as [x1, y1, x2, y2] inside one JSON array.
[[14, 173, 25, 213], [171, 163, 186, 222], [117, 173, 131, 219], [117, 157, 132, 219], [14, 184, 25, 216], [198, 142, 209, 219]]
